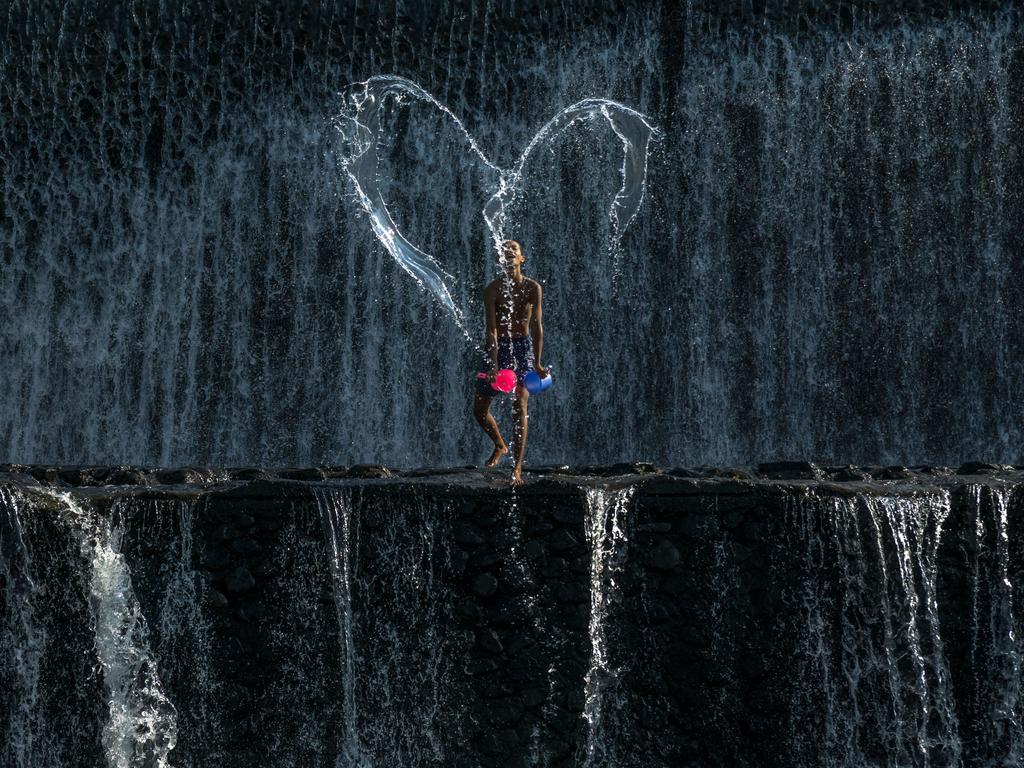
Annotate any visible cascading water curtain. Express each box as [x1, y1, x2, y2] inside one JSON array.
[[787, 491, 960, 768], [2, 4, 1021, 467]]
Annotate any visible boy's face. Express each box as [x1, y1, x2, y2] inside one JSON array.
[[498, 241, 524, 270]]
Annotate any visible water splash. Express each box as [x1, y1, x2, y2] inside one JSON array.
[[46, 490, 178, 768], [579, 485, 635, 768], [333, 74, 658, 334]]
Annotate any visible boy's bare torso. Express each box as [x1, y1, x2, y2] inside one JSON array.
[[485, 276, 540, 338]]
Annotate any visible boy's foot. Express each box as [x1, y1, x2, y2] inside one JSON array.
[[511, 466, 523, 486], [484, 445, 509, 468]]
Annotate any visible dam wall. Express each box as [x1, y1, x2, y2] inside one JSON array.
[[2, 463, 1023, 766]]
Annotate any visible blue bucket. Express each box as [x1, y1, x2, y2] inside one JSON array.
[[523, 369, 553, 394]]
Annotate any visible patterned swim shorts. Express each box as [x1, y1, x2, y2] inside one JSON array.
[[474, 336, 535, 396]]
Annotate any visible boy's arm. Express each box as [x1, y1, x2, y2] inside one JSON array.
[[530, 282, 546, 374], [484, 285, 498, 371]]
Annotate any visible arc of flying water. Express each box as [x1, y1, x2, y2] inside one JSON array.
[[333, 75, 659, 336]]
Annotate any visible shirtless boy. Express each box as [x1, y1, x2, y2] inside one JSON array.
[[473, 240, 549, 486]]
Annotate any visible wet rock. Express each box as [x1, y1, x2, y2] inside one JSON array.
[[206, 588, 229, 610], [675, 514, 705, 540], [276, 468, 325, 481], [225, 565, 256, 592], [555, 583, 587, 603], [527, 519, 554, 534], [202, 547, 233, 571], [738, 519, 768, 543], [638, 521, 672, 533], [521, 687, 546, 708], [469, 551, 502, 569], [540, 557, 568, 579], [756, 461, 824, 480], [465, 658, 500, 676], [606, 461, 659, 475], [448, 548, 469, 577], [649, 540, 682, 570], [484, 600, 519, 626], [549, 528, 578, 551], [478, 629, 504, 654], [668, 467, 703, 478], [232, 468, 273, 481], [237, 603, 265, 623], [472, 573, 499, 597], [957, 462, 1013, 475], [488, 700, 523, 725], [230, 537, 262, 555], [154, 468, 207, 485], [659, 573, 689, 595], [346, 464, 392, 478], [872, 465, 912, 480], [454, 526, 486, 546], [211, 525, 242, 543], [828, 465, 870, 481]]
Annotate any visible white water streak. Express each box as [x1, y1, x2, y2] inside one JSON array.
[[791, 492, 960, 767], [967, 484, 1023, 765], [47, 490, 178, 768], [314, 486, 365, 767], [334, 74, 657, 334], [580, 485, 635, 768]]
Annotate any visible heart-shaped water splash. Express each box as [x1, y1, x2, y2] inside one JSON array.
[[333, 75, 658, 337]]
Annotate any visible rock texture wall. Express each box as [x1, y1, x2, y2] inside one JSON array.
[[2, 463, 1023, 766]]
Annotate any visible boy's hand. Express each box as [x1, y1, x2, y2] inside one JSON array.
[[536, 365, 549, 378]]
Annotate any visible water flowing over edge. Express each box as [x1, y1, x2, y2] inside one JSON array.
[[313, 486, 365, 767], [41, 489, 179, 768], [580, 485, 635, 768]]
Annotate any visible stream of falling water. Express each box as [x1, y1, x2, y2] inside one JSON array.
[[579, 485, 635, 768], [789, 492, 960, 767], [45, 490, 178, 768], [0, 486, 46, 768], [966, 484, 1023, 765], [313, 486, 365, 767], [4, 9, 1021, 466], [152, 498, 221, 767]]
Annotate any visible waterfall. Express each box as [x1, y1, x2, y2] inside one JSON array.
[[151, 499, 221, 768], [788, 492, 960, 767], [3, 5, 1021, 467], [313, 486, 364, 766], [46, 490, 178, 768], [5, 470, 1024, 764], [0, 486, 47, 768], [312, 486, 462, 766], [580, 485, 635, 768], [965, 484, 1023, 765]]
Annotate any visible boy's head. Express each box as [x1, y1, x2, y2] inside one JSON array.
[[498, 239, 524, 270]]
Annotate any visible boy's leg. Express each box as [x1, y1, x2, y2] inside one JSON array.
[[473, 393, 508, 466], [511, 385, 529, 485]]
